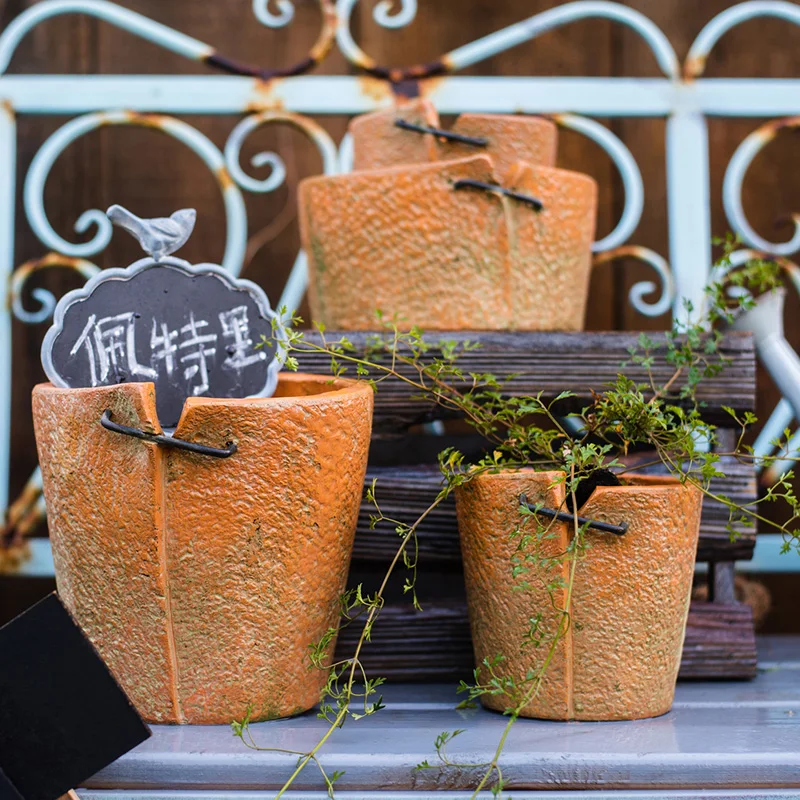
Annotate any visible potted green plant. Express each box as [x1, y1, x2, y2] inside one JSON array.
[[456, 469, 702, 721], [232, 245, 800, 798]]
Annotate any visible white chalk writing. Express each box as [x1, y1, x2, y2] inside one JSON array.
[[219, 305, 267, 370], [69, 312, 157, 386], [68, 306, 266, 396]]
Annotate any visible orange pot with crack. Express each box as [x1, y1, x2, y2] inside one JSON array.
[[32, 373, 373, 724], [455, 470, 702, 721], [300, 154, 597, 331]]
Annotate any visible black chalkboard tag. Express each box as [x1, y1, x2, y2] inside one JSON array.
[[0, 593, 150, 800], [40, 207, 287, 430]]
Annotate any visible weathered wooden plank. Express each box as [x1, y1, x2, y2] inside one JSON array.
[[679, 602, 758, 680], [296, 330, 756, 429], [334, 600, 758, 683]]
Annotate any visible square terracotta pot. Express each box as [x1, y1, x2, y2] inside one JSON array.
[[300, 155, 597, 331], [32, 374, 373, 724], [455, 470, 703, 721]]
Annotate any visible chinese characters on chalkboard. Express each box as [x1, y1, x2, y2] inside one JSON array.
[[42, 206, 287, 428], [69, 305, 266, 397]]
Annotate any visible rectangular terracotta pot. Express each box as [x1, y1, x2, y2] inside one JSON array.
[[32, 374, 373, 724], [455, 470, 703, 721], [300, 155, 597, 331]]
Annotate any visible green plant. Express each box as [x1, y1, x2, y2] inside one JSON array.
[[238, 243, 800, 798]]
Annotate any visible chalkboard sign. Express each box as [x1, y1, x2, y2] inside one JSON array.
[[0, 594, 150, 800], [42, 258, 286, 429]]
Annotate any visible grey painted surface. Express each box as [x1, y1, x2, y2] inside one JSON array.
[[758, 635, 800, 667], [78, 792, 800, 800], [86, 637, 800, 794]]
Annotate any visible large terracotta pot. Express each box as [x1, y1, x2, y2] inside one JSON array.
[[455, 470, 702, 721], [32, 373, 373, 724], [300, 155, 597, 331]]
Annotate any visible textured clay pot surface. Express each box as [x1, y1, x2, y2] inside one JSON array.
[[32, 374, 373, 724], [455, 470, 703, 721], [300, 155, 597, 331], [350, 99, 558, 177]]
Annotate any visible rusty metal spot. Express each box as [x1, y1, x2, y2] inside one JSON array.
[[415, 75, 449, 101], [761, 115, 800, 140], [215, 164, 235, 191], [0, 540, 33, 575], [133, 111, 173, 129], [203, 0, 336, 81], [357, 76, 394, 104], [683, 53, 706, 81], [367, 60, 450, 84], [246, 79, 285, 113], [0, 471, 43, 570], [592, 244, 654, 268], [94, 110, 172, 131], [9, 253, 100, 322], [205, 52, 306, 81]]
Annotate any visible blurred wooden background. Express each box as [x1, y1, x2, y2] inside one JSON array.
[[1, 0, 799, 623]]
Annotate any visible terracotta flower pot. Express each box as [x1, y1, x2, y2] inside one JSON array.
[[349, 99, 558, 177], [32, 373, 373, 724], [455, 470, 702, 721], [300, 155, 597, 330]]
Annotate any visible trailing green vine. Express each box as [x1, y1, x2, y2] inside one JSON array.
[[236, 243, 800, 798]]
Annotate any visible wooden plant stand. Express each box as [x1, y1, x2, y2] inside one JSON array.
[[298, 330, 759, 681]]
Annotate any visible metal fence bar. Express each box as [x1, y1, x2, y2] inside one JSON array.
[[0, 104, 15, 516], [666, 110, 713, 322], [0, 0, 799, 568], [1, 76, 799, 116]]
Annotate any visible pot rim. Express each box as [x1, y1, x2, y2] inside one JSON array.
[[33, 372, 373, 435], [460, 467, 696, 493], [300, 153, 597, 193]]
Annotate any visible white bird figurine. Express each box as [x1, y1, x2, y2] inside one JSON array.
[[106, 205, 197, 261]]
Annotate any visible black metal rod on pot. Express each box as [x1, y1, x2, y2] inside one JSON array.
[[100, 410, 237, 459], [394, 118, 489, 147], [519, 493, 628, 536], [453, 179, 544, 211]]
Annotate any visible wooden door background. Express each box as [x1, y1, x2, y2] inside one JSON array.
[[2, 0, 799, 625]]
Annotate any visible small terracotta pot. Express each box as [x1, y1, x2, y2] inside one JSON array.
[[350, 99, 558, 177], [32, 374, 373, 724], [300, 155, 597, 331], [455, 470, 702, 721]]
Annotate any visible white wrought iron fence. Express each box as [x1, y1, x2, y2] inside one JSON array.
[[0, 0, 799, 570]]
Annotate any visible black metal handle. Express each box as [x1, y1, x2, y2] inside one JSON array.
[[101, 410, 237, 458], [453, 179, 544, 211], [519, 494, 627, 536], [394, 118, 488, 147]]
